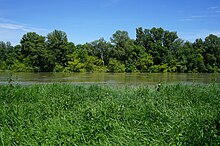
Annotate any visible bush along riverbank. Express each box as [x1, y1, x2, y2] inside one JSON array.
[[0, 83, 220, 145]]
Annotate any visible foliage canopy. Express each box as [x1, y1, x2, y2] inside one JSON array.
[[0, 27, 220, 73]]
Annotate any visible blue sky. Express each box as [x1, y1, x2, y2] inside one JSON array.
[[0, 0, 220, 45]]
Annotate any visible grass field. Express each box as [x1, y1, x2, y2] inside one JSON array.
[[0, 83, 220, 145]]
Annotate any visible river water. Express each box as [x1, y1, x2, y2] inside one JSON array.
[[0, 72, 219, 85]]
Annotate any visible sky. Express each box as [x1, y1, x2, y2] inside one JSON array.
[[0, 0, 220, 45]]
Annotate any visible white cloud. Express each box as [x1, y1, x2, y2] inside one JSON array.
[[0, 22, 48, 32], [0, 23, 25, 30], [190, 15, 206, 18], [0, 18, 49, 45], [180, 6, 220, 22], [178, 30, 220, 42], [180, 15, 206, 21], [207, 6, 218, 10], [0, 28, 24, 45], [179, 17, 204, 21]]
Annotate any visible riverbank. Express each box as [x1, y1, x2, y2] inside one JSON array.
[[0, 72, 219, 85], [0, 84, 220, 145]]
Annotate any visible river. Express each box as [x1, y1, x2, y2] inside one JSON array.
[[0, 72, 219, 85]]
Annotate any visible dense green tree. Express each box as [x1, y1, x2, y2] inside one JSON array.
[[68, 42, 76, 53], [66, 51, 85, 72], [108, 58, 125, 73], [0, 42, 13, 70], [0, 41, 20, 70], [87, 38, 112, 65], [136, 27, 178, 65], [135, 27, 145, 47], [0, 27, 219, 73], [47, 30, 70, 68], [84, 55, 107, 72], [136, 52, 154, 72], [204, 34, 220, 72], [193, 39, 206, 72], [110, 30, 135, 64], [175, 42, 199, 72], [110, 30, 130, 47], [0, 41, 7, 63], [13, 45, 23, 61], [20, 32, 51, 71]]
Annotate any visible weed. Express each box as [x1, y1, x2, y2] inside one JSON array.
[[0, 83, 220, 145]]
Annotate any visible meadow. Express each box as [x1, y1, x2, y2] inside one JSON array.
[[0, 83, 220, 145]]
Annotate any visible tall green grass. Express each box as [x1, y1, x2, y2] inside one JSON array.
[[0, 83, 220, 145]]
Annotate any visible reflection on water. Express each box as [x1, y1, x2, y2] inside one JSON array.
[[0, 72, 219, 85]]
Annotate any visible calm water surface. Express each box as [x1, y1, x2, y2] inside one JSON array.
[[0, 72, 219, 85]]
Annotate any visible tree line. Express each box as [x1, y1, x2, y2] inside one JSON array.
[[0, 27, 220, 73]]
